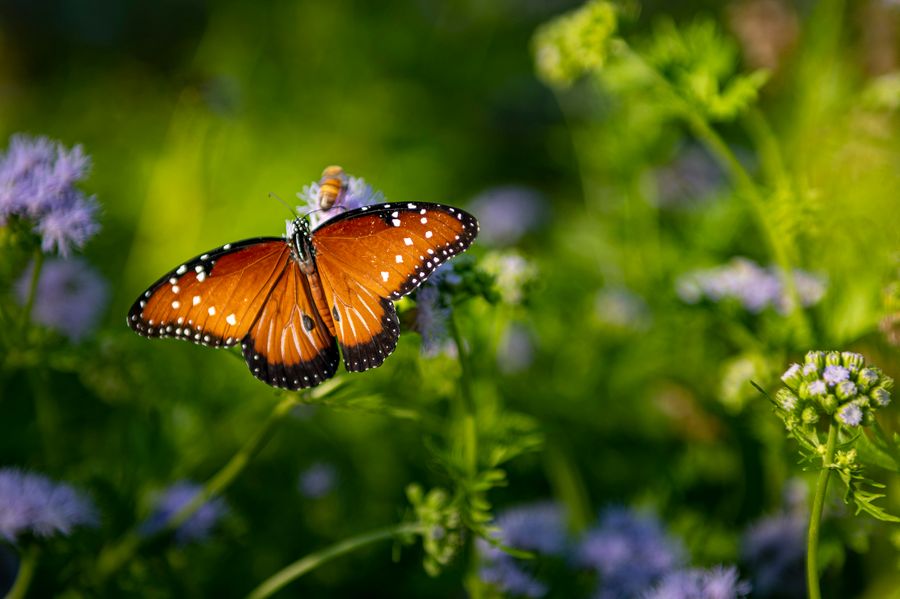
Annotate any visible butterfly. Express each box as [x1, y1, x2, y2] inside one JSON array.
[[127, 200, 478, 390]]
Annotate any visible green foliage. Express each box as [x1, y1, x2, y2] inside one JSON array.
[[642, 18, 770, 121]]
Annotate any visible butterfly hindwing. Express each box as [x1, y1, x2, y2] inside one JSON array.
[[241, 260, 340, 389], [311, 202, 478, 371], [127, 238, 288, 347]]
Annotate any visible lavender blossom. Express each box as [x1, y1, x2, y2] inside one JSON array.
[[296, 171, 382, 229], [414, 283, 452, 357], [15, 257, 108, 341], [643, 566, 750, 599], [298, 462, 337, 499], [0, 468, 98, 542], [741, 513, 806, 598], [577, 507, 685, 599], [478, 502, 566, 598], [837, 402, 863, 427], [469, 185, 547, 246], [822, 365, 849, 386], [0, 134, 99, 256], [142, 482, 227, 544], [676, 258, 825, 314], [653, 145, 724, 208]]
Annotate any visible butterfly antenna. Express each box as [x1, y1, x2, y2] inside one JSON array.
[[268, 192, 298, 218]]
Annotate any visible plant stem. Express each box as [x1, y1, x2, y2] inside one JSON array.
[[245, 523, 425, 599], [448, 311, 477, 477], [94, 395, 301, 583], [807, 423, 838, 599], [21, 249, 44, 331], [4, 545, 38, 599]]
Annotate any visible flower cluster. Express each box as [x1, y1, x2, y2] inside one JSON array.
[[295, 171, 382, 229], [778, 351, 894, 428], [532, 0, 618, 87], [676, 257, 826, 314], [468, 185, 547, 247], [478, 503, 566, 598], [741, 512, 806, 598], [643, 566, 751, 599], [577, 507, 686, 598], [0, 134, 100, 256], [15, 257, 109, 341], [0, 468, 97, 542], [141, 482, 228, 545]]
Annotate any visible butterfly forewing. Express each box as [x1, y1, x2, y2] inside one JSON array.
[[127, 239, 288, 347], [312, 202, 478, 371]]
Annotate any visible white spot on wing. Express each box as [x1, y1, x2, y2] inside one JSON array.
[[193, 295, 201, 306], [381, 271, 389, 282], [208, 306, 216, 316], [392, 218, 401, 227], [420, 217, 428, 224], [395, 255, 403, 263], [425, 231, 433, 238], [404, 237, 413, 246], [176, 265, 187, 275], [172, 300, 181, 309], [226, 313, 237, 326]]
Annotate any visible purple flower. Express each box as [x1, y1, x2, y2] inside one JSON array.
[[296, 172, 382, 229], [822, 365, 850, 386], [0, 468, 98, 542], [807, 380, 826, 397], [577, 507, 685, 599], [643, 566, 750, 599], [480, 557, 547, 598], [0, 134, 99, 256], [837, 402, 863, 427], [478, 502, 566, 598], [676, 258, 825, 314], [298, 462, 337, 499], [15, 257, 108, 341], [468, 185, 547, 246], [142, 482, 227, 544], [482, 251, 537, 305], [741, 513, 806, 598]]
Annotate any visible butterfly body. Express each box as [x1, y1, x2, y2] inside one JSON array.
[[128, 201, 478, 390]]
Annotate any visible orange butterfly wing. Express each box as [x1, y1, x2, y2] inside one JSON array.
[[127, 238, 338, 390], [311, 202, 478, 371]]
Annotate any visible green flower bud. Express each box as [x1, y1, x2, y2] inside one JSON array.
[[871, 386, 892, 407], [856, 368, 879, 392], [801, 362, 819, 381], [775, 389, 799, 412], [837, 402, 863, 427], [781, 363, 803, 390], [835, 448, 858, 468], [881, 375, 895, 392], [805, 351, 825, 370], [825, 351, 842, 367], [800, 380, 826, 400], [835, 380, 858, 401], [841, 352, 865, 373], [784, 414, 799, 431], [819, 393, 838, 414], [801, 406, 819, 424]]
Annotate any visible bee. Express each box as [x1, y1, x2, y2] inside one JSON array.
[[317, 165, 348, 210]]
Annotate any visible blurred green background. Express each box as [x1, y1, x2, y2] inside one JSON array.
[[3, 0, 900, 597]]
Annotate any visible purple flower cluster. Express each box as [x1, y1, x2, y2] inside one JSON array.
[[469, 185, 547, 246], [295, 171, 382, 229], [141, 482, 227, 544], [643, 565, 750, 599], [478, 502, 566, 598], [741, 512, 806, 598], [0, 468, 97, 542], [298, 462, 338, 499], [15, 257, 108, 341], [676, 257, 825, 314], [779, 351, 894, 428], [577, 507, 686, 598], [0, 134, 100, 256]]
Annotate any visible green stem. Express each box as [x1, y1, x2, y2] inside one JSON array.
[[447, 311, 477, 477], [807, 423, 838, 599], [95, 395, 301, 583], [245, 523, 425, 599], [21, 250, 44, 331], [4, 545, 38, 599]]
